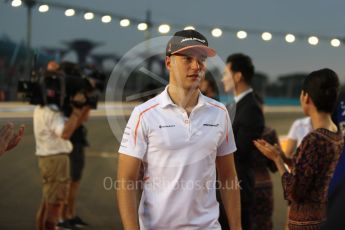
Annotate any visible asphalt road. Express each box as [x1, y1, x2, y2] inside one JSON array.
[[0, 110, 304, 230]]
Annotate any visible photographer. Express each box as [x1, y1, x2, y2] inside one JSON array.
[[34, 62, 89, 230]]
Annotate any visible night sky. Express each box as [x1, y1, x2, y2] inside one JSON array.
[[1, 0, 345, 82]]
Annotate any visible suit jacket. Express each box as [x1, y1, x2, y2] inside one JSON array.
[[227, 92, 265, 205]]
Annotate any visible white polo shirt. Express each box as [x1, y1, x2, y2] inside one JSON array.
[[33, 105, 73, 156], [287, 117, 312, 146], [119, 86, 237, 230]]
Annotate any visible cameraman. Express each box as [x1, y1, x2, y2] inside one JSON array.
[[34, 62, 89, 230]]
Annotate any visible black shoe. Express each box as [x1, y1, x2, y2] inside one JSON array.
[[69, 216, 88, 228], [56, 220, 76, 230]]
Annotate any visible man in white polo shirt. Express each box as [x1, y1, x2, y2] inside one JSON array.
[[117, 30, 242, 230]]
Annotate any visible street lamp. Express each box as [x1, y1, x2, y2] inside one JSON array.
[[24, 0, 36, 80]]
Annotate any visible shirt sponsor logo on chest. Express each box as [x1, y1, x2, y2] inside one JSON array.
[[159, 124, 176, 129], [203, 123, 219, 127]]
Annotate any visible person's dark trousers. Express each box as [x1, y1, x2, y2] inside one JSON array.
[[321, 178, 345, 230], [217, 188, 229, 229], [240, 201, 252, 230], [217, 191, 252, 230]]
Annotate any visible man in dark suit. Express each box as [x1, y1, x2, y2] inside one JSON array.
[[220, 53, 265, 230]]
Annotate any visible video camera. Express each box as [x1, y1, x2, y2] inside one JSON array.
[[17, 61, 106, 110]]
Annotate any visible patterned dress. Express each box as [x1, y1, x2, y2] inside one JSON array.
[[251, 127, 279, 230], [282, 128, 343, 230]]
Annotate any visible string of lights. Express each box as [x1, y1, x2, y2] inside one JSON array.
[[6, 0, 345, 48]]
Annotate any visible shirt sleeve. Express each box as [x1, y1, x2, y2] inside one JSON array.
[[282, 133, 319, 203], [217, 111, 237, 156], [50, 111, 65, 137], [118, 106, 148, 160], [287, 120, 299, 140]]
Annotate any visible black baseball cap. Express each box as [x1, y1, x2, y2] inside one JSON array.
[[166, 29, 216, 57]]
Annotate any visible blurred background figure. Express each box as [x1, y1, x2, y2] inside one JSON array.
[[254, 68, 342, 230], [283, 116, 313, 230], [284, 117, 313, 158], [46, 61, 60, 72], [321, 178, 345, 230], [328, 92, 345, 202], [251, 93, 279, 230], [200, 72, 219, 100], [28, 60, 105, 230], [220, 53, 265, 230], [59, 62, 104, 229], [33, 62, 88, 230], [321, 92, 345, 230]]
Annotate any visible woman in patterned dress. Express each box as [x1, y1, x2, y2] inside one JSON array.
[[254, 68, 343, 230]]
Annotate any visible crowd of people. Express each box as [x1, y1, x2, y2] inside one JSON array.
[[1, 61, 98, 229], [117, 29, 345, 230], [1, 29, 345, 230]]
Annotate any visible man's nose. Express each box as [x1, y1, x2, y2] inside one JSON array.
[[191, 59, 201, 70]]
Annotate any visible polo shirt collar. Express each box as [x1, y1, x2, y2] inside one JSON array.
[[159, 85, 207, 109]]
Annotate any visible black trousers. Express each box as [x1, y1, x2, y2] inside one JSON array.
[[218, 191, 252, 230]]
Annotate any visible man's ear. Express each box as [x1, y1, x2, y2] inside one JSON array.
[[234, 71, 242, 83], [165, 56, 171, 71], [301, 91, 310, 105], [305, 93, 314, 106]]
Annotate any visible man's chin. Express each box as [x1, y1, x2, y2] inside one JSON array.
[[224, 86, 235, 94], [184, 82, 201, 91]]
